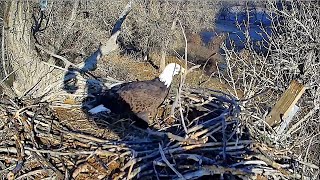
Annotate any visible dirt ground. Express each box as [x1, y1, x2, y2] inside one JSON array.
[[53, 44, 241, 139], [97, 36, 243, 98]]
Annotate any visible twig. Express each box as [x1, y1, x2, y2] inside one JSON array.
[[0, 146, 116, 157], [35, 43, 77, 68], [303, 133, 320, 172], [286, 106, 318, 135], [170, 89, 179, 117], [33, 151, 65, 179], [173, 154, 216, 164], [111, 0, 133, 35], [177, 19, 188, 136], [25, 147, 116, 157], [8, 113, 26, 180], [202, 165, 250, 176], [127, 154, 135, 180], [175, 169, 210, 180], [59, 130, 111, 144], [174, 164, 250, 180], [253, 154, 294, 177], [231, 160, 268, 167], [147, 128, 185, 142], [1, 26, 7, 76], [296, 159, 319, 170], [153, 161, 160, 180], [271, 3, 315, 41], [15, 169, 50, 180], [158, 144, 185, 180], [146, 128, 207, 145], [42, 61, 70, 72]]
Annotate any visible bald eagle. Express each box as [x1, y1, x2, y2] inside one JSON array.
[[88, 63, 185, 126]]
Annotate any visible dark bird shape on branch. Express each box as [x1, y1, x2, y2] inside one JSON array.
[[88, 63, 185, 126]]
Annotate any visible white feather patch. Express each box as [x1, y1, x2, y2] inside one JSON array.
[[159, 63, 181, 88], [88, 104, 111, 114]]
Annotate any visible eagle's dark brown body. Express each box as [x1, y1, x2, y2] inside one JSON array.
[[98, 77, 168, 124]]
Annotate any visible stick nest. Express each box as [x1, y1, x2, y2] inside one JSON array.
[[0, 87, 304, 179]]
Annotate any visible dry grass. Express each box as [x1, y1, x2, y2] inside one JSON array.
[[100, 53, 235, 93]]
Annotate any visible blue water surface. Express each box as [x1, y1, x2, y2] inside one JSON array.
[[201, 3, 278, 54]]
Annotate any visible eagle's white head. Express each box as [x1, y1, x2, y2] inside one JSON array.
[[159, 63, 185, 88]]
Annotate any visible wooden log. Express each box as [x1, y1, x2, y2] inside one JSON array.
[[266, 80, 305, 127]]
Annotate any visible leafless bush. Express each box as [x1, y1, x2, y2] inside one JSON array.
[[120, 0, 219, 56], [267, 1, 320, 177], [217, 1, 320, 178], [34, 1, 124, 62]]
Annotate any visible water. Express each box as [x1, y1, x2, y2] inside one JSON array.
[[201, 3, 276, 54]]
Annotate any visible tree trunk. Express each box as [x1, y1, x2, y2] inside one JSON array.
[[4, 1, 63, 98], [3, 1, 132, 102]]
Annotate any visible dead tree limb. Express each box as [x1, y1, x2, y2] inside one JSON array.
[[78, 1, 133, 72]]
